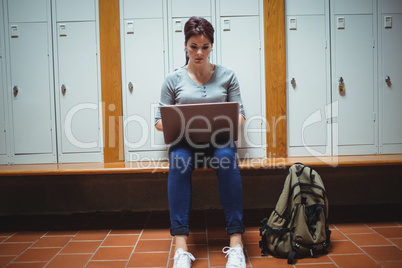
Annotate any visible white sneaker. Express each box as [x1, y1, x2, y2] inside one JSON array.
[[222, 244, 246, 268], [173, 248, 195, 268]]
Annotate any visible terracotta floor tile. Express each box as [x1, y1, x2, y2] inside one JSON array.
[[92, 246, 134, 261], [46, 254, 92, 268], [334, 223, 374, 234], [390, 238, 402, 248], [45, 229, 79, 236], [373, 227, 402, 238], [188, 258, 209, 268], [244, 243, 264, 258], [5, 232, 46, 243], [31, 236, 72, 248], [330, 229, 348, 240], [293, 264, 338, 268], [134, 239, 171, 253], [140, 228, 171, 240], [207, 238, 229, 251], [366, 222, 400, 228], [101, 234, 139, 247], [380, 261, 402, 268], [208, 250, 228, 267], [73, 230, 110, 241], [362, 245, 402, 261], [248, 256, 296, 267], [292, 254, 332, 264], [0, 243, 32, 256], [242, 231, 261, 244], [327, 240, 363, 254], [6, 262, 47, 268], [0, 256, 14, 267], [331, 254, 380, 268], [13, 248, 60, 262], [86, 260, 128, 268], [173, 233, 207, 245], [60, 241, 102, 254], [347, 233, 392, 246], [109, 225, 142, 235], [170, 245, 209, 260], [127, 252, 169, 267]]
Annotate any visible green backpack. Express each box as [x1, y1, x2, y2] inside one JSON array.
[[259, 163, 331, 264]]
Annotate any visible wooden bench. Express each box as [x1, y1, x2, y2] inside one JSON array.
[[1, 154, 402, 176]]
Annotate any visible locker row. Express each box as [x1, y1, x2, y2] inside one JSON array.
[[0, 0, 266, 165], [120, 0, 265, 162], [286, 0, 402, 157], [0, 0, 102, 165]]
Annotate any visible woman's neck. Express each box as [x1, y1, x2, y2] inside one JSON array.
[[186, 61, 214, 76]]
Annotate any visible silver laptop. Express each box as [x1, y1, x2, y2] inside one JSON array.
[[160, 102, 239, 144]]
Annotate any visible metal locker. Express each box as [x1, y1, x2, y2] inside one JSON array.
[[219, 0, 259, 16], [55, 0, 95, 21], [123, 0, 163, 19], [287, 14, 331, 157], [55, 21, 103, 162], [171, 0, 211, 18], [0, 2, 8, 164], [219, 16, 265, 158], [285, 0, 325, 15], [331, 2, 377, 155], [7, 0, 48, 23], [7, 21, 57, 163], [123, 18, 167, 161], [379, 1, 402, 154], [170, 17, 214, 71]]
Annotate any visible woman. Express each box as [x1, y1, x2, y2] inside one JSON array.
[[155, 17, 246, 268]]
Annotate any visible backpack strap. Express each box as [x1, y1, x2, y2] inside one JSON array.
[[288, 249, 297, 264]]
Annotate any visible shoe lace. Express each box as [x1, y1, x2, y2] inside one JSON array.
[[174, 250, 195, 267], [222, 246, 244, 267]]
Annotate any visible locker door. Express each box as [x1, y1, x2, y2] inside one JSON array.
[[55, 0, 95, 21], [0, 54, 6, 158], [123, 0, 163, 19], [220, 16, 264, 158], [8, 0, 48, 23], [123, 19, 166, 160], [380, 13, 402, 153], [219, 0, 259, 16], [171, 0, 211, 18], [0, 3, 7, 164], [332, 14, 377, 155], [171, 17, 213, 71], [8, 22, 56, 160], [56, 22, 102, 161], [287, 15, 330, 157]]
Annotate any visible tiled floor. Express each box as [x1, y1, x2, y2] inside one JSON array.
[[0, 205, 401, 268]]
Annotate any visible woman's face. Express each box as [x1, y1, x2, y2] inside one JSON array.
[[185, 34, 213, 65]]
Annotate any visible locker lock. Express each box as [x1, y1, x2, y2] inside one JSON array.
[[61, 84, 67, 95], [339, 77, 345, 94], [128, 82, 134, 93], [385, 76, 391, 87], [291, 78, 296, 88], [13, 86, 19, 97]]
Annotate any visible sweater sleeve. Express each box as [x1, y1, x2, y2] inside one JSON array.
[[227, 71, 246, 119], [154, 73, 177, 125]]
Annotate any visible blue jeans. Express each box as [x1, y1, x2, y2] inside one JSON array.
[[168, 141, 245, 236]]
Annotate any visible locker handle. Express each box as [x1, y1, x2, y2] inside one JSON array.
[[291, 78, 296, 88], [13, 86, 18, 97], [128, 82, 133, 93], [385, 76, 391, 87], [61, 84, 67, 95], [339, 77, 345, 94]]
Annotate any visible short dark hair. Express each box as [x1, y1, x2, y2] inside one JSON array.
[[184, 16, 215, 65]]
